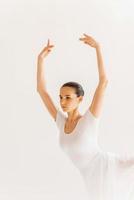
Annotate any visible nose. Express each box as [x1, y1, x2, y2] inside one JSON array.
[[61, 104, 67, 107], [61, 102, 67, 107], [61, 100, 66, 105]]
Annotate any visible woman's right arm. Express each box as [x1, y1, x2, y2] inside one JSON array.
[[37, 39, 58, 121]]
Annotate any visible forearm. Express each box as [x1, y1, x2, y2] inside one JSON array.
[[95, 44, 108, 82], [37, 57, 47, 92]]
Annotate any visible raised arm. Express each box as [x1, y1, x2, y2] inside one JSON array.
[[37, 39, 57, 120], [79, 33, 108, 118]]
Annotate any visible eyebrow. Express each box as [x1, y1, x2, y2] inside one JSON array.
[[59, 95, 71, 97]]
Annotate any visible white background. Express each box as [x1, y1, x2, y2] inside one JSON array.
[[0, 0, 134, 199]]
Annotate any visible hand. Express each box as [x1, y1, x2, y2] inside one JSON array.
[[79, 33, 99, 48], [38, 39, 54, 59]]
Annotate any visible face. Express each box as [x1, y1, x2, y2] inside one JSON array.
[[59, 86, 83, 112]]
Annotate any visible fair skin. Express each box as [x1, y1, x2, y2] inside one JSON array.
[[59, 86, 83, 134], [37, 33, 108, 133]]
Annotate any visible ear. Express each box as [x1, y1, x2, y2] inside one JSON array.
[[78, 96, 83, 102]]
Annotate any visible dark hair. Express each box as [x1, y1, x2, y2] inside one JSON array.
[[61, 81, 84, 97]]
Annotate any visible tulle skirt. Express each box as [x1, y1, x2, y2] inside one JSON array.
[[79, 150, 134, 200]]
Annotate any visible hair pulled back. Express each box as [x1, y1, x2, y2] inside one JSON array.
[[61, 81, 84, 97]]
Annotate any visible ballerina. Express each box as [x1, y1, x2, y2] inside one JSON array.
[[37, 33, 134, 200]]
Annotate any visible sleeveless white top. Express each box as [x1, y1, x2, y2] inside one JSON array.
[[55, 108, 134, 200]]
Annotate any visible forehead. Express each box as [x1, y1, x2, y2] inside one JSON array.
[[59, 87, 76, 97]]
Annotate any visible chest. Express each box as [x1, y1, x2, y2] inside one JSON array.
[[64, 121, 78, 134]]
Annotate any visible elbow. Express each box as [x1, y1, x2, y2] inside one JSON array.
[[37, 87, 47, 94], [99, 77, 109, 85], [37, 86, 44, 93], [37, 86, 40, 92], [98, 79, 108, 89], [104, 79, 108, 85]]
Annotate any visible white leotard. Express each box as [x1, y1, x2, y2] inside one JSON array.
[[55, 108, 134, 200]]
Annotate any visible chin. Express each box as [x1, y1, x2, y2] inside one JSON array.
[[62, 107, 69, 112]]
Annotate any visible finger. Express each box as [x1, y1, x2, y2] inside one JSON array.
[[47, 39, 50, 46], [83, 33, 90, 38], [79, 37, 85, 40], [48, 45, 54, 48], [84, 34, 94, 41]]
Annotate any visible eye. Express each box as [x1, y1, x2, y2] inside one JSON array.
[[59, 96, 71, 100]]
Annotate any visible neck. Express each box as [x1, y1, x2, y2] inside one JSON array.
[[67, 109, 81, 122]]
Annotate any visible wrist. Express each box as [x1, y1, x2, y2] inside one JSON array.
[[95, 42, 100, 49], [38, 55, 45, 62]]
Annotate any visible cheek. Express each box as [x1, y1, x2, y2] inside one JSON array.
[[60, 99, 77, 106], [71, 100, 78, 106]]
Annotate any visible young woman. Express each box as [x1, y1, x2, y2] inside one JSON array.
[[37, 34, 134, 200]]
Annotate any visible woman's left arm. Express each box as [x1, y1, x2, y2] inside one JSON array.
[[95, 43, 108, 83], [79, 33, 108, 118]]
